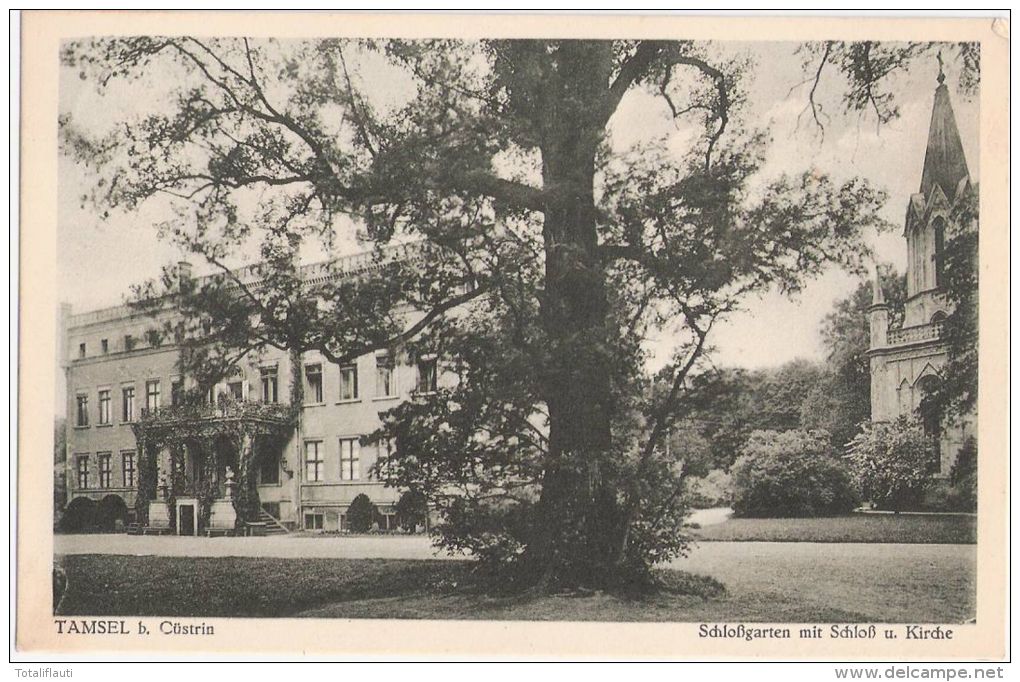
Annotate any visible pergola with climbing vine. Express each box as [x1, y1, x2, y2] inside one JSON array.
[[130, 398, 295, 530]]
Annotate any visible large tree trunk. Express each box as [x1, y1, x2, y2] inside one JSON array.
[[521, 43, 628, 589]]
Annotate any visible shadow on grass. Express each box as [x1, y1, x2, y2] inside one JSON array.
[[55, 554, 734, 621]]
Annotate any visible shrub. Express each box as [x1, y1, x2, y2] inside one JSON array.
[[347, 494, 377, 533], [59, 497, 97, 533], [845, 417, 933, 511], [651, 570, 726, 598], [947, 437, 977, 512], [730, 429, 858, 517], [395, 489, 428, 531], [688, 469, 732, 509], [96, 495, 128, 531]]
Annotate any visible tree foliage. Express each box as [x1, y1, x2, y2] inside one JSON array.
[[394, 489, 428, 531], [61, 37, 973, 590], [687, 468, 733, 509], [810, 267, 907, 446], [947, 436, 977, 512], [673, 359, 838, 470], [54, 417, 68, 519], [929, 191, 979, 420], [730, 429, 857, 517], [845, 416, 933, 511]]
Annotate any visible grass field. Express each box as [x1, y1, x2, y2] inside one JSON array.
[[692, 513, 976, 544], [54, 546, 976, 623]]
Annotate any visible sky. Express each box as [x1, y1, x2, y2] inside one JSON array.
[[57, 39, 979, 377]]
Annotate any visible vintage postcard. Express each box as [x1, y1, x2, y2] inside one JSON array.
[[15, 11, 1009, 659]]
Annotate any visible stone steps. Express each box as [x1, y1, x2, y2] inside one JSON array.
[[258, 509, 290, 535]]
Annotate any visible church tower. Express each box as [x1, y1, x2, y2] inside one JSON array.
[[867, 65, 975, 475], [902, 64, 970, 327]]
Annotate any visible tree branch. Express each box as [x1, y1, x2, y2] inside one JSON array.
[[614, 312, 715, 563], [456, 170, 546, 213], [317, 281, 491, 367], [800, 41, 833, 136], [602, 41, 665, 126]]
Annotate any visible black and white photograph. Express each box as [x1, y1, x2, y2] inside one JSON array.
[[14, 10, 1008, 661]]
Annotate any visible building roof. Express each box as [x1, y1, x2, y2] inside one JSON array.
[[65, 240, 423, 330], [918, 75, 970, 201]]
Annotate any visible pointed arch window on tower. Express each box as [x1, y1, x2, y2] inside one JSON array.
[[916, 376, 943, 473], [910, 226, 924, 295], [932, 218, 947, 290]]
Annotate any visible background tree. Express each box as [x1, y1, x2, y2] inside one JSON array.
[[62, 38, 974, 590], [947, 436, 977, 512], [806, 267, 907, 446], [677, 360, 841, 470], [928, 192, 979, 420], [53, 417, 67, 524]]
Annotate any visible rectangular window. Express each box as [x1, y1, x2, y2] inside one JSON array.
[[339, 364, 358, 401], [76, 455, 89, 490], [145, 380, 161, 412], [417, 357, 438, 394], [340, 438, 360, 481], [376, 355, 395, 397], [260, 366, 278, 403], [305, 363, 323, 403], [374, 438, 395, 480], [171, 379, 184, 406], [100, 339, 109, 354], [305, 441, 324, 482], [122, 386, 135, 422], [98, 390, 111, 425], [98, 452, 112, 488], [227, 380, 244, 400], [78, 342, 86, 359], [75, 394, 89, 427], [304, 513, 324, 531], [122, 451, 136, 487], [124, 334, 135, 352]]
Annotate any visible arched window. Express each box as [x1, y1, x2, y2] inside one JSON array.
[[897, 379, 912, 415], [916, 375, 943, 473], [932, 217, 946, 289], [910, 227, 922, 294]]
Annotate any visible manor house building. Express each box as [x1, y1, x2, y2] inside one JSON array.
[[867, 72, 977, 474], [61, 244, 437, 534]]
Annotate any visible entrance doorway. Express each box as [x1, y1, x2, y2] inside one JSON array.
[[175, 497, 199, 536], [180, 504, 195, 536]]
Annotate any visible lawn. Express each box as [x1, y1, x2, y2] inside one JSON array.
[[692, 513, 976, 544], [54, 547, 975, 623]]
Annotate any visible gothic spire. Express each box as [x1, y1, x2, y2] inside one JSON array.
[[919, 65, 970, 200]]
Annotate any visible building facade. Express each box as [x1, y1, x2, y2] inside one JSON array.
[[61, 247, 438, 533], [867, 72, 977, 474]]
